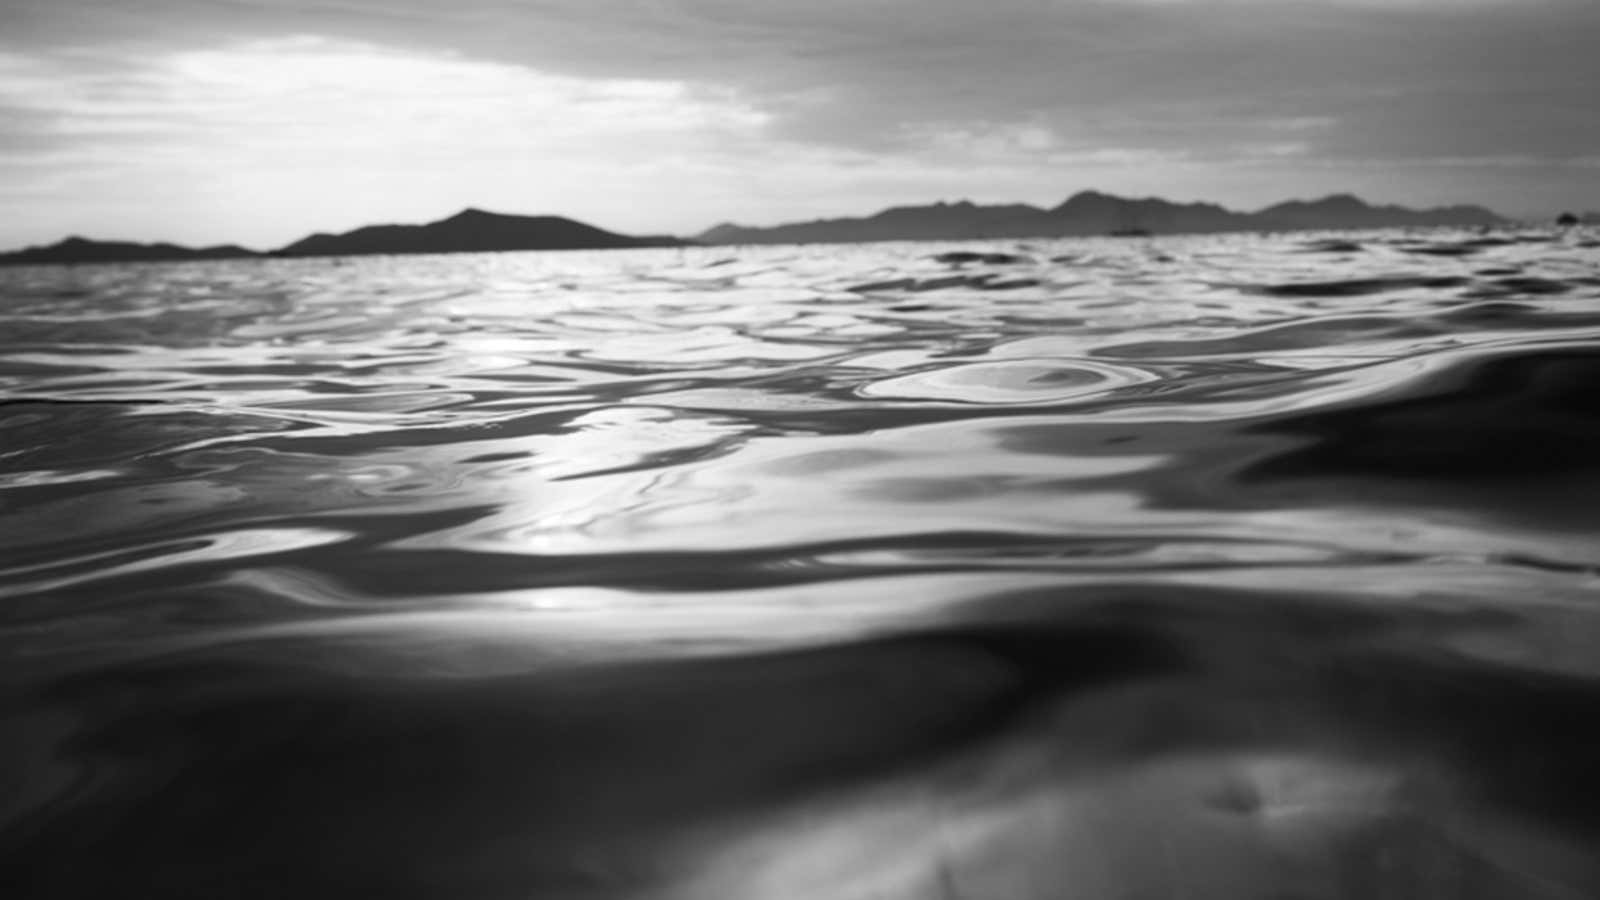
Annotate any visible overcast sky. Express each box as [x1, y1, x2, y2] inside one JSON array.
[[2, 0, 1595, 248]]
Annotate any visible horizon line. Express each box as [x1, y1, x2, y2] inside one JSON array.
[[4, 187, 1544, 256]]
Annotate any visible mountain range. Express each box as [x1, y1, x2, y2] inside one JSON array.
[[698, 191, 1505, 244], [0, 193, 1512, 265]]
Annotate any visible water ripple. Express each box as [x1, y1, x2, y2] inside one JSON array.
[[6, 228, 1600, 898]]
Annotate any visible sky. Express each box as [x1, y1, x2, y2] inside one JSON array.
[[1, 0, 1596, 249]]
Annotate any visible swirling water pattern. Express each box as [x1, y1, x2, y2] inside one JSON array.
[[5, 229, 1600, 898]]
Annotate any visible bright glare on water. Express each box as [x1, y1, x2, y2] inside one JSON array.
[[5, 229, 1600, 898]]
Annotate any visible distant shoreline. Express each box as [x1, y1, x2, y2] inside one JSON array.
[[1, 190, 1556, 267]]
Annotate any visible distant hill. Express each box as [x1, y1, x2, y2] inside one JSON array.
[[274, 208, 689, 257], [0, 209, 691, 266], [697, 191, 1506, 245], [1254, 193, 1502, 230], [700, 201, 1053, 244], [0, 237, 260, 266], [1048, 190, 1260, 234]]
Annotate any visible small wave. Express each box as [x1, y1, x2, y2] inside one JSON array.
[[859, 358, 1153, 404], [1246, 275, 1471, 297]]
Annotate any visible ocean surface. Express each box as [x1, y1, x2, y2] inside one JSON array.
[[4, 229, 1600, 898]]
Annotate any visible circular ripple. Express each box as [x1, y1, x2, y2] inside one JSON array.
[[858, 357, 1153, 404]]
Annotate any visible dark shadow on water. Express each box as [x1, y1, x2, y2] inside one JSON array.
[[3, 616, 1182, 898], [1245, 348, 1600, 482], [5, 587, 1600, 898]]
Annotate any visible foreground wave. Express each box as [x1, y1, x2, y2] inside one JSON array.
[[3, 228, 1600, 898]]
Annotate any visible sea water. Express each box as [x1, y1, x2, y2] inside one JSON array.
[[4, 229, 1600, 898]]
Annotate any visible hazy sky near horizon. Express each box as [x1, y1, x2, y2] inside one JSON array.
[[1, 0, 1596, 248]]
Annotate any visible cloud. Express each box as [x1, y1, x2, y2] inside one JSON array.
[[0, 0, 1594, 243], [7, 0, 1595, 163], [8, 4, 1595, 149], [0, 36, 777, 245]]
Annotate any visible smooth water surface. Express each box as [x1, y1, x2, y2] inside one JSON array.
[[5, 229, 1600, 898]]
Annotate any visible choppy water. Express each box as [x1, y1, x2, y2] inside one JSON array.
[[5, 229, 1600, 898]]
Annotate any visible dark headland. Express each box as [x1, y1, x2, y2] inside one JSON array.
[[0, 236, 260, 266], [0, 208, 688, 266], [0, 192, 1513, 265]]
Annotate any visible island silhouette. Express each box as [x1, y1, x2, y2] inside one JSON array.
[[0, 208, 687, 266], [278, 207, 689, 257], [0, 191, 1511, 265]]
